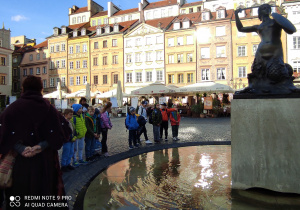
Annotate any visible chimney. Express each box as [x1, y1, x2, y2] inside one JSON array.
[[158, 22, 162, 29], [69, 8, 74, 15], [88, 0, 92, 11], [139, 3, 145, 23]]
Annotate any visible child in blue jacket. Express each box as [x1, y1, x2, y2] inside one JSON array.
[[125, 107, 140, 149]]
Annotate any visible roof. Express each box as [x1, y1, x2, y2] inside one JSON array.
[[113, 8, 139, 16], [181, 1, 202, 8], [92, 11, 108, 18], [145, 16, 176, 30], [144, 0, 177, 10], [14, 45, 33, 53], [34, 40, 48, 49], [195, 9, 234, 22], [74, 7, 88, 14], [0, 46, 14, 52], [67, 22, 90, 30], [168, 12, 201, 30]]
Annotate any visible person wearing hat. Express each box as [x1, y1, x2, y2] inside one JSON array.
[[125, 107, 140, 149], [137, 101, 152, 144], [160, 102, 176, 141]]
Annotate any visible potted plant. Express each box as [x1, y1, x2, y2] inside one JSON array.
[[191, 103, 204, 118]]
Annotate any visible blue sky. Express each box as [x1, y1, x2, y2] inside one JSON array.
[[0, 0, 201, 44]]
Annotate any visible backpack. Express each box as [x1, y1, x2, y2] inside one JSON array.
[[137, 115, 146, 126]]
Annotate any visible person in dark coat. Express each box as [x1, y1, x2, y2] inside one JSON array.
[[0, 76, 71, 209]]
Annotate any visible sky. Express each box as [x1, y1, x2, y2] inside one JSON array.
[[0, 0, 202, 44]]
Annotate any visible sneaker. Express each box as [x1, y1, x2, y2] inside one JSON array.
[[73, 162, 80, 168], [61, 166, 70, 172], [173, 137, 177, 141], [165, 138, 168, 141], [104, 152, 110, 157], [129, 145, 134, 150], [145, 140, 152, 144], [176, 137, 180, 141], [67, 165, 75, 170], [134, 143, 140, 148], [78, 159, 88, 165]]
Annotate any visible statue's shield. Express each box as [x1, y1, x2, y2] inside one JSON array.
[[272, 13, 296, 34]]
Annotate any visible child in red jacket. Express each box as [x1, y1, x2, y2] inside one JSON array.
[[160, 103, 176, 141], [169, 104, 181, 141]]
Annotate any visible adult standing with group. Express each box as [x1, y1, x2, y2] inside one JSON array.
[[137, 101, 152, 144]]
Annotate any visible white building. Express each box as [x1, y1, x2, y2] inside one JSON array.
[[282, 1, 300, 76], [123, 17, 175, 93]]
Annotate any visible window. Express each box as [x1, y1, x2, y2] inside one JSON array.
[[103, 75, 107, 84], [29, 54, 33, 61], [97, 19, 101, 25], [135, 53, 142, 62], [146, 37, 152, 45], [56, 78, 60, 87], [216, 26, 225, 36], [183, 20, 190, 29], [105, 26, 110, 33], [156, 51, 163, 60], [136, 72, 142, 82], [0, 57, 5, 66], [292, 61, 300, 73], [154, 10, 159, 17], [69, 61, 74, 69], [114, 25, 119, 32], [168, 74, 174, 83], [168, 8, 173, 16], [189, 8, 193, 13], [23, 69, 27, 76], [253, 44, 258, 55], [43, 80, 47, 88], [43, 66, 47, 74], [50, 78, 55, 87], [0, 76, 5, 85], [83, 60, 87, 68], [187, 73, 193, 83], [50, 61, 55, 69], [186, 35, 193, 45], [103, 56, 107, 65], [112, 55, 118, 64], [126, 39, 132, 47], [197, 6, 201, 12], [73, 31, 77, 37], [72, 17, 76, 24], [70, 77, 74, 86], [177, 54, 183, 63], [36, 54, 40, 60], [0, 39, 2, 47], [69, 46, 73, 54], [104, 18, 108, 24], [126, 73, 132, 83], [174, 22, 180, 30], [178, 74, 184, 83], [77, 16, 81, 24], [168, 55, 174, 64], [94, 75, 98, 85], [238, 46, 246, 56], [136, 38, 141, 46], [61, 59, 66, 68], [146, 11, 151, 20], [146, 52, 152, 62], [181, 9, 186, 14], [76, 76, 80, 85], [43, 53, 46, 59], [121, 16, 125, 22], [187, 53, 193, 62], [50, 45, 54, 53], [61, 43, 66, 51], [61, 77, 66, 87], [126, 54, 132, 63], [177, 37, 183, 46], [157, 71, 163, 81], [237, 31, 246, 37], [216, 46, 226, 57], [202, 69, 210, 81], [56, 60, 60, 68], [92, 20, 96, 26], [293, 37, 300, 49], [217, 68, 226, 80], [156, 35, 163, 44], [168, 38, 174, 47], [56, 44, 60, 52], [97, 27, 102, 35], [128, 15, 132, 20], [162, 9, 166, 17], [113, 74, 118, 84], [36, 67, 40, 75], [238, 66, 247, 78], [13, 57, 17, 63], [82, 44, 87, 52], [83, 75, 87, 84], [62, 27, 66, 34], [82, 16, 86, 22], [29, 68, 33, 75], [112, 39, 117, 47], [103, 40, 107, 48], [114, 18, 118, 23], [146, 72, 152, 82], [217, 10, 225, 19], [76, 61, 80, 69], [76, 45, 80, 53], [93, 57, 98, 66], [202, 12, 209, 20]]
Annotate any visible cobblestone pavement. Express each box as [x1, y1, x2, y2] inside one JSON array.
[[61, 117, 231, 210]]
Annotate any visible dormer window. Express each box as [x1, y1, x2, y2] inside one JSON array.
[[114, 24, 119, 32], [73, 30, 78, 37], [252, 8, 258, 16], [202, 12, 210, 21], [183, 20, 190, 29], [105, 25, 110, 33], [181, 9, 186, 14], [96, 26, 102, 35], [61, 27, 66, 34], [217, 10, 225, 19], [54, 28, 58, 36], [81, 28, 86, 36], [174, 22, 180, 30]]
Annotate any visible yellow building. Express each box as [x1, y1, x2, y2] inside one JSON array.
[[165, 12, 200, 87], [89, 19, 139, 93], [231, 8, 287, 89], [90, 11, 108, 28]]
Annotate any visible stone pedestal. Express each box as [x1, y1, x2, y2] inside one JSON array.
[[231, 98, 300, 194]]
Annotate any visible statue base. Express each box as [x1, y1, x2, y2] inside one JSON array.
[[231, 97, 300, 194]]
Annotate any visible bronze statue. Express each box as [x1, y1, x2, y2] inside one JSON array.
[[235, 4, 298, 95]]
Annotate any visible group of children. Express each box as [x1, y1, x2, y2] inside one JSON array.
[[60, 102, 113, 172], [125, 102, 181, 149]]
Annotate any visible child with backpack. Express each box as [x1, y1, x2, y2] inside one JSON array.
[[71, 104, 87, 166], [169, 104, 181, 141], [160, 103, 176, 141], [151, 103, 162, 143], [85, 106, 99, 162], [125, 107, 140, 149]]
